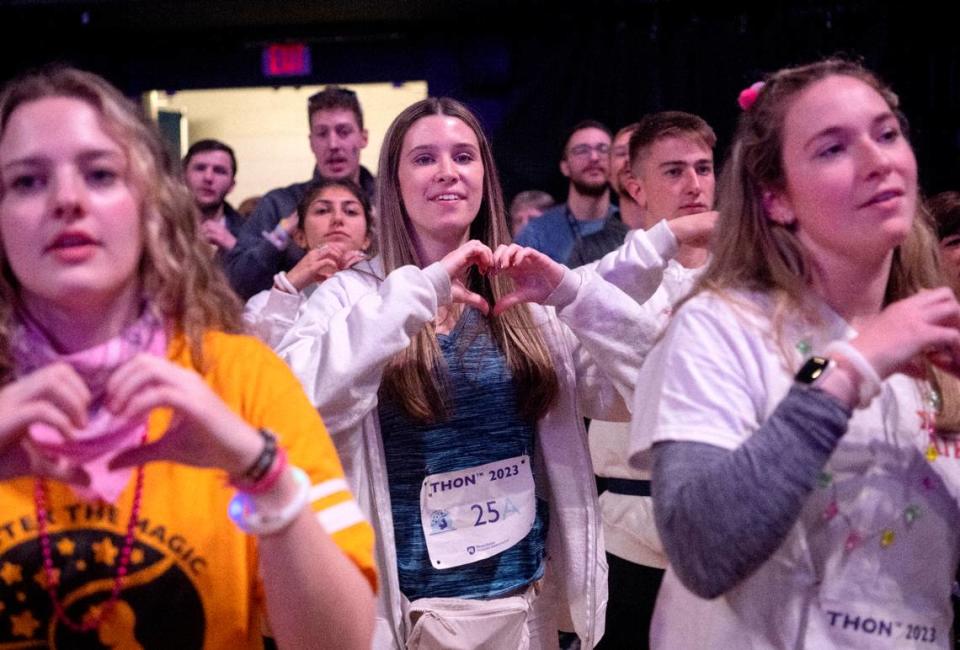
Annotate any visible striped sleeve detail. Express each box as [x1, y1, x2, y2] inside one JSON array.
[[309, 478, 350, 502], [307, 476, 378, 591], [315, 500, 367, 535], [307, 478, 366, 534]]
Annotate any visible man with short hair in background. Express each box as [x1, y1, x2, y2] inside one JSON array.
[[516, 120, 624, 266], [183, 139, 243, 255], [591, 110, 718, 650], [225, 85, 375, 298]]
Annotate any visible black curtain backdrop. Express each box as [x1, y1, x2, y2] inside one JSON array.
[[1, 1, 957, 200]]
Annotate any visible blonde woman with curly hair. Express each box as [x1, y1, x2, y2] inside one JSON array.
[[0, 66, 375, 649]]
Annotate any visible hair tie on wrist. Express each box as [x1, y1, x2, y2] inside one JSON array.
[[823, 340, 882, 409], [738, 81, 766, 111]]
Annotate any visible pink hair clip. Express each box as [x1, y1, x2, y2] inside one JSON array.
[[738, 81, 765, 111]]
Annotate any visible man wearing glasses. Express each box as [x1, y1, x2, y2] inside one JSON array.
[[225, 86, 375, 299], [515, 120, 622, 265]]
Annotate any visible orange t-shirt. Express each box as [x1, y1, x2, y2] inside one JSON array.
[[0, 331, 376, 649]]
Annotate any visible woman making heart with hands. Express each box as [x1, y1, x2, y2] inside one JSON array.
[[633, 59, 960, 649], [275, 97, 648, 650], [0, 66, 375, 649]]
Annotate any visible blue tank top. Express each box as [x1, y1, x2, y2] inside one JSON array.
[[379, 308, 548, 600]]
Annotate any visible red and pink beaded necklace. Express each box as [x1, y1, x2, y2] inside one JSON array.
[[33, 444, 146, 633]]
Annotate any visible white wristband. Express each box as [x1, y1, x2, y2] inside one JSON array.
[[272, 271, 299, 295], [823, 340, 882, 409], [228, 466, 310, 536]]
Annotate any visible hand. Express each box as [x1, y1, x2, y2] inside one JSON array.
[[279, 210, 299, 236], [850, 288, 960, 380], [667, 210, 718, 249], [200, 219, 237, 251], [0, 363, 92, 484], [104, 355, 261, 478], [286, 242, 366, 291], [439, 240, 494, 315], [490, 244, 564, 316]]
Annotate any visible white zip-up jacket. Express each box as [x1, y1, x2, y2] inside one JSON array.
[[582, 221, 705, 569], [272, 257, 655, 648]]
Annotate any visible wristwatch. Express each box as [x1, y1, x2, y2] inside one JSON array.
[[795, 355, 835, 386]]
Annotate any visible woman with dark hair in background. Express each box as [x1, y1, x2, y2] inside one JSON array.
[[244, 178, 373, 347]]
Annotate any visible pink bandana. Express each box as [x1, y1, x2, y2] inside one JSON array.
[[12, 306, 167, 503]]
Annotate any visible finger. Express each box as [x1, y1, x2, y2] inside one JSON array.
[[23, 441, 71, 478], [459, 244, 493, 277], [113, 384, 184, 424], [494, 244, 520, 271], [108, 439, 167, 471], [473, 244, 494, 275], [35, 363, 90, 421], [451, 284, 490, 315], [927, 332, 960, 376], [106, 355, 177, 415], [105, 357, 155, 414], [312, 260, 339, 281], [924, 301, 960, 328], [322, 241, 348, 256], [16, 402, 79, 441], [491, 244, 512, 273], [339, 251, 366, 269], [32, 374, 89, 429], [493, 289, 532, 316], [509, 245, 536, 269], [921, 287, 958, 304]]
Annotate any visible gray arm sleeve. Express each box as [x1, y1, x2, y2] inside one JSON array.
[[652, 385, 852, 599]]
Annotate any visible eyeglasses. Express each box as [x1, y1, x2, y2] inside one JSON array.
[[568, 143, 610, 158]]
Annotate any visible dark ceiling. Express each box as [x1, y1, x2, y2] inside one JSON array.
[[2, 1, 958, 196]]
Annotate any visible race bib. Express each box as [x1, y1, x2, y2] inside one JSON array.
[[420, 455, 536, 569]]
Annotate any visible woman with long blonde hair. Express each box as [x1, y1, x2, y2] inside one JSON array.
[[0, 66, 376, 649], [276, 97, 647, 649], [633, 58, 960, 648]]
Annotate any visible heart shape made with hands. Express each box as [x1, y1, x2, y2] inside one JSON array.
[[443, 241, 565, 317]]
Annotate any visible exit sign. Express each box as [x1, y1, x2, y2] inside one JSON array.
[[262, 44, 312, 78]]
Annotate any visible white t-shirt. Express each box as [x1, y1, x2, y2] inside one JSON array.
[[631, 289, 960, 649]]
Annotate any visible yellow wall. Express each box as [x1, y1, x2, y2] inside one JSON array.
[[155, 81, 428, 205]]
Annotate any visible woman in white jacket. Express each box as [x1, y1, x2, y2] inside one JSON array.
[[274, 97, 652, 649], [244, 178, 372, 347]]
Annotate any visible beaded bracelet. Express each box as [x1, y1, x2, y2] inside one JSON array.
[[823, 340, 882, 409], [240, 429, 278, 485], [228, 466, 311, 536], [233, 448, 289, 495]]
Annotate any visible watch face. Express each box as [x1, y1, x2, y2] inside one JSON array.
[[796, 355, 830, 384]]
